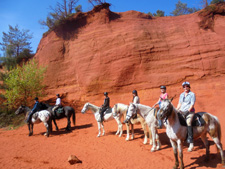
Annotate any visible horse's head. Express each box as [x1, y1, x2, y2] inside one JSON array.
[[125, 103, 138, 121], [81, 103, 89, 114], [15, 105, 26, 115], [158, 99, 173, 120]]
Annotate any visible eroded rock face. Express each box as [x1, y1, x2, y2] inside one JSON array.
[[35, 4, 225, 117]]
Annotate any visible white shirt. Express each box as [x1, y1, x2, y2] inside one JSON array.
[[56, 98, 61, 105], [133, 96, 140, 104]]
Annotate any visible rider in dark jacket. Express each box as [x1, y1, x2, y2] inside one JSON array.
[[99, 92, 110, 122], [26, 97, 40, 124]]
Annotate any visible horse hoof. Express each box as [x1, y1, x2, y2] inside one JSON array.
[[55, 128, 59, 131], [29, 133, 33, 136], [97, 135, 100, 137], [44, 133, 49, 137], [187, 148, 193, 152]]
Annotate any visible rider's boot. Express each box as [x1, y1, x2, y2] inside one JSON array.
[[187, 126, 193, 143]]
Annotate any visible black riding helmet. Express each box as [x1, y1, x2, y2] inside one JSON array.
[[160, 86, 166, 90], [104, 92, 108, 96], [56, 94, 60, 97], [34, 97, 38, 101], [132, 90, 137, 95]]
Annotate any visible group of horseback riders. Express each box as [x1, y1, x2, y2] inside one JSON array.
[[98, 81, 195, 144], [27, 81, 195, 144], [26, 94, 62, 124]]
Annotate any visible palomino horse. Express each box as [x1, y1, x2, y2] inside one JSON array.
[[113, 103, 151, 144], [158, 99, 224, 169], [124, 103, 161, 152], [40, 103, 76, 131], [15, 105, 52, 137], [81, 102, 122, 137]]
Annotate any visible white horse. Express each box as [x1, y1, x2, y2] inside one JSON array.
[[15, 105, 52, 137], [81, 102, 122, 137], [158, 99, 224, 169], [124, 103, 161, 152], [113, 103, 151, 144]]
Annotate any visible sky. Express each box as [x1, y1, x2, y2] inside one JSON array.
[[0, 0, 206, 56]]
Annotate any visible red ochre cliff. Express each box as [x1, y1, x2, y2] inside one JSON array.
[[35, 3, 225, 119]]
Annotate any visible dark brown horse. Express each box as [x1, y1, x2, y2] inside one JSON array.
[[40, 103, 76, 131]]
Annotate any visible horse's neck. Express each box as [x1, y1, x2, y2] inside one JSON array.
[[137, 104, 152, 117], [88, 103, 99, 113], [166, 107, 180, 127], [25, 107, 32, 116]]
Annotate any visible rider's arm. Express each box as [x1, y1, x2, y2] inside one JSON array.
[[153, 98, 160, 107]]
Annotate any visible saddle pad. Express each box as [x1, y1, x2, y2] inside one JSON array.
[[104, 108, 112, 114], [178, 112, 205, 127], [57, 107, 64, 114]]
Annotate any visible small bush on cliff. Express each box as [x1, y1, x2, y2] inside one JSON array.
[[199, 2, 225, 31], [3, 59, 46, 109]]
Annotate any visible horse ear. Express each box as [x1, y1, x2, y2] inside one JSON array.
[[169, 95, 176, 102]]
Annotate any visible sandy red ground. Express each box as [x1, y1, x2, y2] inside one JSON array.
[[0, 110, 224, 169]]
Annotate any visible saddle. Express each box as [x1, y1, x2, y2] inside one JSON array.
[[53, 106, 64, 114], [178, 112, 205, 127], [103, 108, 112, 115]]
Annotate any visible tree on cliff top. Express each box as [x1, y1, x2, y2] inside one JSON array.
[[88, 0, 106, 6], [171, 0, 200, 16], [39, 0, 81, 30], [3, 60, 46, 109]]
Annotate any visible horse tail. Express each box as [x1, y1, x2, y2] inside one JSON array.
[[208, 113, 222, 142], [72, 108, 76, 126]]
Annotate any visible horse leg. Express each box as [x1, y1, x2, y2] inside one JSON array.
[[114, 116, 123, 137], [131, 123, 134, 140], [27, 124, 33, 136], [212, 136, 225, 165], [149, 126, 153, 145], [66, 115, 71, 131], [155, 131, 161, 150], [150, 125, 157, 152], [101, 122, 105, 136], [97, 122, 101, 137], [170, 139, 179, 169], [140, 121, 148, 144], [200, 134, 210, 161], [43, 122, 50, 137], [177, 140, 184, 169], [52, 117, 59, 131], [125, 123, 130, 141]]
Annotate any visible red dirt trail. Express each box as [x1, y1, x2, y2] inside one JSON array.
[[0, 110, 224, 169]]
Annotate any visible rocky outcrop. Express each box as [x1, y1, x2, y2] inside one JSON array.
[[35, 3, 225, 114]]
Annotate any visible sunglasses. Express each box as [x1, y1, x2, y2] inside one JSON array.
[[183, 85, 190, 88]]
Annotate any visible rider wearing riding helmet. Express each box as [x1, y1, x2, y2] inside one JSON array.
[[177, 81, 196, 145], [52, 94, 62, 117], [98, 92, 110, 122], [153, 85, 168, 129], [123, 90, 140, 123], [26, 97, 41, 124]]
